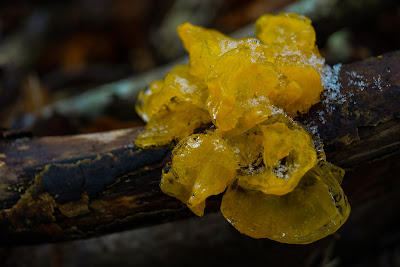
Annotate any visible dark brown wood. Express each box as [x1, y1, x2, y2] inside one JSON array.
[[0, 51, 399, 246]]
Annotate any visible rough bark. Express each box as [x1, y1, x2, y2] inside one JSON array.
[[0, 51, 399, 246]]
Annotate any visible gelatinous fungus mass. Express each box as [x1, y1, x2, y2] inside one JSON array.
[[135, 12, 350, 244], [221, 162, 350, 244]]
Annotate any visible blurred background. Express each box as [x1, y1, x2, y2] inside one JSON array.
[[0, 0, 399, 266]]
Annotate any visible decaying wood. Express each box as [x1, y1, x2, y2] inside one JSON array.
[[0, 51, 399, 246]]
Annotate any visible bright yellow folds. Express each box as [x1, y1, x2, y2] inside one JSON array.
[[160, 133, 238, 216], [221, 163, 351, 244], [134, 12, 350, 244]]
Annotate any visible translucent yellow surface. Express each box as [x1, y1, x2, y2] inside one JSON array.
[[178, 23, 235, 80], [221, 126, 264, 168], [134, 105, 210, 148], [237, 115, 317, 195], [136, 13, 325, 148], [206, 46, 279, 132], [255, 12, 317, 55], [160, 133, 238, 216], [135, 65, 211, 148], [135, 65, 208, 122], [221, 163, 351, 244], [160, 170, 206, 216], [272, 56, 323, 116], [135, 12, 350, 244], [135, 79, 164, 123]]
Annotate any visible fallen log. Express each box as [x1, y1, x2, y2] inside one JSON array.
[[0, 51, 399, 246]]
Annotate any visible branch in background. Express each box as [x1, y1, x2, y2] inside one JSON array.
[[13, 0, 396, 129], [0, 51, 399, 245]]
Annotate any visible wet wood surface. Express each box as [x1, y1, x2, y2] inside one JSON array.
[[0, 51, 399, 245]]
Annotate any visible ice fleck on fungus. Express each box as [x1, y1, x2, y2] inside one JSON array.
[[135, 12, 351, 244], [237, 115, 317, 196]]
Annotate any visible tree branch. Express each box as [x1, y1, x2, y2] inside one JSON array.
[[0, 51, 399, 245]]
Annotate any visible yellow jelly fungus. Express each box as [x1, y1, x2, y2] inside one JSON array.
[[134, 12, 351, 244], [177, 22, 235, 80], [221, 163, 351, 244], [237, 115, 317, 195], [136, 65, 208, 123], [221, 126, 264, 168], [255, 13, 317, 55], [273, 56, 324, 116], [159, 170, 206, 216], [135, 79, 164, 123], [135, 65, 211, 148], [134, 105, 210, 148], [160, 133, 238, 216], [206, 45, 279, 133]]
